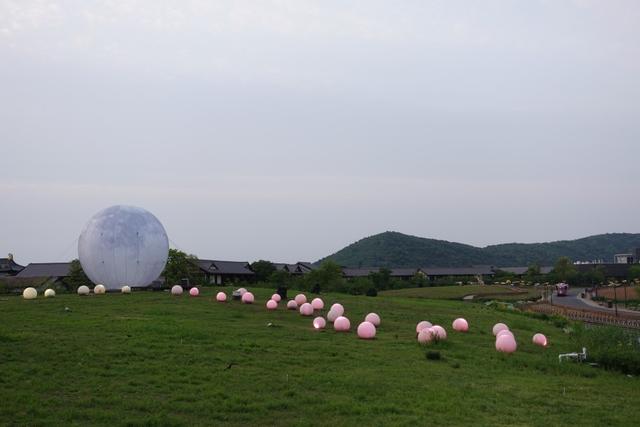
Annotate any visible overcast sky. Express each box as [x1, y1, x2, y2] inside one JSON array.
[[1, 0, 639, 264]]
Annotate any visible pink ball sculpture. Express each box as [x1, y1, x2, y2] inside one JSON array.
[[271, 293, 281, 302], [330, 303, 344, 316], [334, 316, 351, 332], [216, 292, 227, 302], [452, 318, 469, 332], [496, 329, 514, 339], [496, 334, 517, 353], [300, 302, 314, 316], [418, 328, 435, 344], [313, 317, 326, 329], [294, 294, 307, 305], [357, 321, 376, 339], [189, 287, 199, 297], [311, 298, 324, 310], [431, 325, 447, 340], [532, 333, 548, 347], [171, 285, 183, 296], [365, 313, 381, 327], [492, 323, 509, 336], [327, 309, 340, 323], [416, 321, 432, 334], [241, 292, 254, 304], [266, 299, 278, 310], [287, 300, 298, 310]]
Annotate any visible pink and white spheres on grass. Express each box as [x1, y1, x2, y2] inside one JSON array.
[[327, 303, 345, 322], [216, 292, 227, 302], [299, 303, 314, 316], [333, 316, 351, 332], [171, 285, 183, 296], [416, 322, 447, 344], [294, 294, 307, 306], [532, 333, 548, 347], [241, 292, 254, 304], [313, 317, 326, 330], [189, 287, 199, 297], [365, 313, 381, 327], [311, 298, 324, 310], [287, 300, 298, 310], [357, 321, 376, 339], [452, 318, 469, 332], [266, 299, 278, 310], [493, 323, 517, 354], [271, 293, 281, 302]]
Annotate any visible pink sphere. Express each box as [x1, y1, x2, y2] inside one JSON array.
[[496, 334, 517, 353], [300, 302, 314, 316], [266, 299, 278, 310], [334, 316, 351, 332], [357, 321, 376, 339], [241, 292, 254, 304], [431, 325, 447, 340], [417, 328, 435, 344], [271, 293, 281, 302], [189, 287, 199, 297], [327, 309, 340, 322], [294, 294, 307, 305], [452, 318, 469, 332], [330, 303, 344, 316], [532, 333, 548, 347], [496, 329, 515, 339], [313, 317, 326, 329], [287, 300, 298, 310], [365, 313, 381, 327], [416, 321, 433, 334], [492, 323, 509, 336], [311, 298, 324, 310], [216, 292, 227, 302]]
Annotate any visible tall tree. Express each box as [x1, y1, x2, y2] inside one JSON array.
[[163, 249, 202, 286], [251, 260, 277, 282], [553, 256, 577, 283], [64, 259, 91, 291]]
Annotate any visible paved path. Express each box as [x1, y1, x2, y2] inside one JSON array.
[[552, 287, 640, 317]]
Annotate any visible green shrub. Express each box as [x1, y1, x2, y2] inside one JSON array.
[[573, 325, 640, 375]]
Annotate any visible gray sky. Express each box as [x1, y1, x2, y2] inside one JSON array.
[[2, 0, 639, 264]]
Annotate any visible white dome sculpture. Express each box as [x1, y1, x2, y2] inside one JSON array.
[[77, 285, 90, 295], [23, 287, 37, 300], [78, 205, 169, 291], [44, 289, 56, 298]]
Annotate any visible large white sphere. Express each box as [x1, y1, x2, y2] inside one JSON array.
[[78, 205, 169, 290], [44, 289, 56, 298], [23, 287, 37, 300]]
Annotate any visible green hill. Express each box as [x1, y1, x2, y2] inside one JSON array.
[[318, 231, 640, 267]]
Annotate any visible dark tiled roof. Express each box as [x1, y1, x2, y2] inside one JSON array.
[[0, 258, 25, 274], [420, 266, 495, 276], [197, 260, 255, 276], [497, 266, 553, 275], [16, 262, 71, 278], [342, 267, 418, 278]]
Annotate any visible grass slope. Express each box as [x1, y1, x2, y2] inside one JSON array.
[[1, 289, 638, 426], [380, 285, 542, 301], [318, 231, 640, 268]]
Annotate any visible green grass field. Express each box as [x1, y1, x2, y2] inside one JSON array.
[[1, 288, 638, 426], [380, 285, 542, 301]]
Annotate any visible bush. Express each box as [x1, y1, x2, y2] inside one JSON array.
[[573, 325, 640, 375]]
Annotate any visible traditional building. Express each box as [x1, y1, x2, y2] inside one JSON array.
[[0, 254, 25, 276], [196, 260, 255, 285]]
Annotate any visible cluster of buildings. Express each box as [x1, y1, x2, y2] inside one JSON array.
[[3, 249, 640, 291]]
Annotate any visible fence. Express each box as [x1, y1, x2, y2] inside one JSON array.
[[523, 302, 640, 330]]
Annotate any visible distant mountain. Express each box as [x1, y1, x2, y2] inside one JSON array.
[[317, 231, 640, 268]]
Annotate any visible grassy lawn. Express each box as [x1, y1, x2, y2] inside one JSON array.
[[380, 284, 542, 301], [1, 288, 638, 426]]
